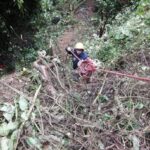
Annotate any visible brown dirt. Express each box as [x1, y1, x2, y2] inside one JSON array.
[[0, 73, 30, 103]]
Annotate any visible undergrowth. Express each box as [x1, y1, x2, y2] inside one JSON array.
[[1, 0, 77, 72], [0, 52, 149, 149], [83, 0, 150, 67], [0, 0, 150, 149]]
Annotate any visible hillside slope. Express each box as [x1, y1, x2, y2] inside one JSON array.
[[0, 0, 150, 149]]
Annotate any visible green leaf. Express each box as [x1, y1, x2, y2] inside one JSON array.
[[16, 0, 24, 10], [125, 101, 134, 109], [130, 135, 140, 150], [21, 112, 28, 121], [135, 102, 144, 110], [7, 122, 18, 131], [11, 130, 19, 141], [98, 141, 105, 150], [3, 113, 14, 122], [73, 92, 81, 102], [0, 123, 10, 136], [10, 130, 19, 150], [0, 134, 17, 150], [31, 112, 36, 120], [0, 122, 18, 137], [26, 137, 42, 149], [0, 122, 18, 136], [0, 105, 9, 112], [62, 137, 69, 146], [102, 113, 112, 121], [99, 95, 109, 103], [0, 103, 15, 121], [19, 96, 29, 111], [0, 137, 10, 150], [141, 66, 149, 71]]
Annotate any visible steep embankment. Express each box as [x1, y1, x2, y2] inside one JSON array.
[[0, 1, 150, 150]]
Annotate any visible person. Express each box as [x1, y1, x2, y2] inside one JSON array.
[[66, 42, 89, 69], [72, 42, 89, 69], [66, 42, 91, 82]]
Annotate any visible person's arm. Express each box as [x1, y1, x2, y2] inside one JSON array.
[[82, 52, 89, 60], [77, 51, 90, 67], [65, 47, 73, 54]]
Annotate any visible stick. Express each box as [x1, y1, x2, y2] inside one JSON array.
[[14, 85, 42, 150], [92, 74, 107, 105], [45, 94, 101, 129], [0, 80, 31, 101]]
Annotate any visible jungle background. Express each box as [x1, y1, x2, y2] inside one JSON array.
[[0, 0, 150, 149]]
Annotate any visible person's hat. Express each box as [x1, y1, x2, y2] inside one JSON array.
[[74, 42, 84, 50]]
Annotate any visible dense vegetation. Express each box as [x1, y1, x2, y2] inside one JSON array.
[[84, 0, 150, 66], [0, 0, 150, 149], [0, 0, 77, 72], [0, 0, 40, 71], [0, 0, 139, 72]]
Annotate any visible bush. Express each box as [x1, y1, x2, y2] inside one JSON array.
[[0, 0, 77, 71], [84, 0, 150, 66]]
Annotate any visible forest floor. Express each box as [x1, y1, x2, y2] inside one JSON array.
[[0, 0, 150, 149]]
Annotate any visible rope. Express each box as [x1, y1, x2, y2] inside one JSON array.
[[70, 50, 150, 83], [98, 69, 150, 82], [78, 59, 150, 83], [78, 59, 96, 76]]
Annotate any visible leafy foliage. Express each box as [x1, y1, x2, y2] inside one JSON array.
[[0, 0, 80, 73], [0, 95, 41, 149], [94, 0, 134, 37], [0, 0, 41, 72], [0, 0, 150, 149], [84, 0, 150, 66]]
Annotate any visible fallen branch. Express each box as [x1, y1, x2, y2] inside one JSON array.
[[14, 85, 42, 150], [46, 94, 102, 130], [92, 73, 107, 105], [0, 80, 31, 101]]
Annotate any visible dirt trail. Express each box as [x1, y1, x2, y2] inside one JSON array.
[[56, 0, 94, 61]]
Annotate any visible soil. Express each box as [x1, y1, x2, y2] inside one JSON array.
[[0, 73, 31, 103]]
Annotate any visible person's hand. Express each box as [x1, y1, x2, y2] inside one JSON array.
[[77, 60, 84, 67], [67, 47, 72, 52], [65, 47, 72, 54]]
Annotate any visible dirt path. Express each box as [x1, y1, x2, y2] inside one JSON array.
[[56, 0, 95, 61]]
